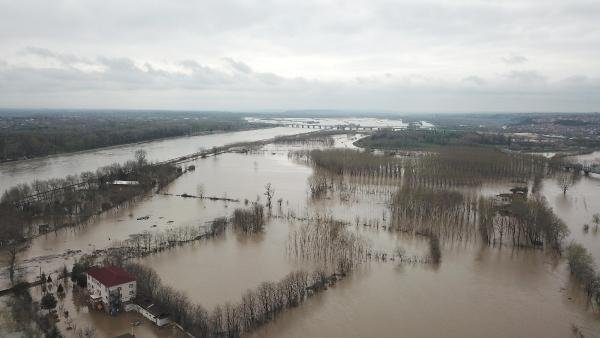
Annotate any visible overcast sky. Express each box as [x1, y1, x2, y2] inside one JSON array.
[[0, 0, 599, 112]]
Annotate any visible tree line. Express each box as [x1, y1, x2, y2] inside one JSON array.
[[1, 152, 182, 237], [355, 129, 509, 150], [390, 186, 478, 242], [478, 195, 569, 250], [566, 243, 600, 305], [305, 148, 548, 187], [389, 185, 569, 251], [0, 111, 266, 161], [403, 147, 547, 187], [1, 151, 183, 284], [273, 131, 338, 148]]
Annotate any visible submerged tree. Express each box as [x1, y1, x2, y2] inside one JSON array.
[[232, 204, 265, 233], [593, 213, 600, 232], [429, 235, 441, 264], [40, 293, 57, 313], [6, 242, 19, 285], [566, 243, 600, 302], [288, 216, 369, 273]]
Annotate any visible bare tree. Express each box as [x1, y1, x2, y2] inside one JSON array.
[[264, 183, 275, 209], [7, 243, 19, 284], [593, 213, 600, 232], [557, 173, 575, 195], [429, 235, 441, 264], [134, 149, 147, 166]]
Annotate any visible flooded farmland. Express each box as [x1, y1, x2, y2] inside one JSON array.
[[2, 130, 600, 338]]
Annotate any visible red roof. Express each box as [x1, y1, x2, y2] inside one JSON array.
[[87, 266, 136, 287]]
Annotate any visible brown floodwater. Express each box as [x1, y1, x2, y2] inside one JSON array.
[[251, 247, 600, 338], [2, 135, 600, 337]]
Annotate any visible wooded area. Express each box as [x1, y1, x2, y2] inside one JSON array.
[[0, 111, 266, 161], [306, 147, 548, 186], [355, 129, 509, 150]]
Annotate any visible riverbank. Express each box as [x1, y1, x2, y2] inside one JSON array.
[[0, 126, 310, 193], [0, 125, 275, 166]]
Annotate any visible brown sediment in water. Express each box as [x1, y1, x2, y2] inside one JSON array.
[[1, 133, 600, 337]]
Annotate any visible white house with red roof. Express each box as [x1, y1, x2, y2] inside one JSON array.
[[86, 266, 136, 313]]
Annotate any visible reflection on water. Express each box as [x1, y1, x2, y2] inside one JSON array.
[[2, 134, 600, 337]]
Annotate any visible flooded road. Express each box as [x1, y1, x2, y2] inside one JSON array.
[[0, 127, 305, 193], [2, 135, 600, 337]]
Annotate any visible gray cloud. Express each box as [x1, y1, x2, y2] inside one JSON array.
[[223, 58, 253, 74], [501, 55, 528, 65], [0, 0, 599, 111], [505, 70, 547, 84], [462, 76, 486, 86], [1, 49, 598, 112]]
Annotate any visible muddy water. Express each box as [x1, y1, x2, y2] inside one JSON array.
[[0, 126, 305, 193], [3, 137, 600, 337], [252, 247, 600, 338], [145, 150, 600, 337], [0, 150, 314, 288], [145, 150, 600, 338]]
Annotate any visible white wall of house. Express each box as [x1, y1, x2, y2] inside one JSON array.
[[86, 274, 136, 304], [108, 281, 137, 302]]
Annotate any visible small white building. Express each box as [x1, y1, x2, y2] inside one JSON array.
[[86, 266, 136, 313], [111, 180, 140, 186], [126, 300, 170, 327]]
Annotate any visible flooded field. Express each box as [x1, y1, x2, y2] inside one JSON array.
[[2, 131, 600, 337], [245, 117, 413, 129]]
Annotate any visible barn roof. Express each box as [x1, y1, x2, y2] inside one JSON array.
[[87, 266, 135, 287]]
